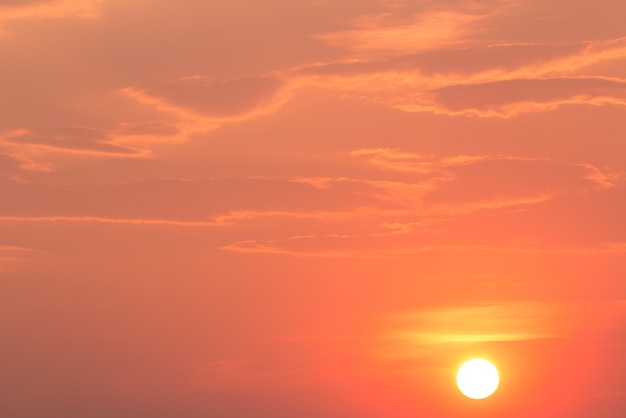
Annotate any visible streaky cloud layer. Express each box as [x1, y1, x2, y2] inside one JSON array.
[[1, 1, 626, 417]]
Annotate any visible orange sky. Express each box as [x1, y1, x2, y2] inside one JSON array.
[[1, 0, 626, 416]]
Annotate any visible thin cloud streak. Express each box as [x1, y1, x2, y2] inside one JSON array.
[[108, 33, 626, 150], [1, 1, 625, 416], [0, 127, 151, 158], [0, 245, 34, 270], [118, 77, 294, 142], [382, 300, 626, 356], [0, 215, 228, 227], [316, 9, 483, 57], [0, 0, 101, 30], [0, 210, 393, 227], [290, 36, 626, 118], [0, 245, 33, 252], [222, 236, 626, 258]]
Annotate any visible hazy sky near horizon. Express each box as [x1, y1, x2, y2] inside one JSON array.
[[2, 1, 626, 417]]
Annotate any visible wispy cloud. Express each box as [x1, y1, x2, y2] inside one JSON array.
[[118, 75, 294, 142], [291, 35, 626, 118], [222, 233, 626, 258], [414, 76, 626, 117], [0, 215, 229, 227], [316, 9, 483, 57], [0, 127, 150, 157], [0, 127, 151, 176], [110, 32, 626, 150], [0, 245, 34, 270], [0, 0, 101, 31], [352, 149, 615, 195], [380, 300, 626, 358], [0, 245, 32, 252]]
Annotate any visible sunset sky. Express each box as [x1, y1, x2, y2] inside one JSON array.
[[1, 1, 626, 417]]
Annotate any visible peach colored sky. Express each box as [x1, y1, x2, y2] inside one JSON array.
[[1, 1, 626, 416]]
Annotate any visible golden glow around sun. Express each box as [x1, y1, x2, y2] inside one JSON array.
[[456, 358, 499, 399]]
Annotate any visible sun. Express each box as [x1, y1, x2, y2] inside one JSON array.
[[456, 358, 499, 399]]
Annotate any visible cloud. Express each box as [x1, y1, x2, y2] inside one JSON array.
[[304, 34, 626, 80], [0, 177, 396, 223], [421, 156, 615, 207], [0, 0, 101, 30], [351, 148, 499, 174], [111, 26, 626, 146], [0, 150, 618, 258], [218, 151, 619, 257], [0, 1, 48, 7], [291, 36, 626, 117], [0, 245, 33, 270], [316, 9, 482, 57], [0, 215, 227, 227], [0, 152, 20, 172], [353, 149, 614, 203], [144, 76, 287, 118], [295, 43, 584, 78], [381, 300, 626, 356], [220, 234, 390, 259], [419, 77, 626, 117], [221, 233, 626, 258], [1, 151, 604, 257], [119, 75, 293, 140], [0, 151, 51, 179], [0, 127, 149, 157], [8, 147, 607, 247]]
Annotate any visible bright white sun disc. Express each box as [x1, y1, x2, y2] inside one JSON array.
[[456, 358, 499, 399]]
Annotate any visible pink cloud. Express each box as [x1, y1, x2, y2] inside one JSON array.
[[1, 148, 614, 258], [421, 156, 614, 207], [118, 76, 294, 142], [221, 231, 626, 259], [143, 75, 286, 118], [316, 9, 482, 57], [0, 245, 33, 270], [0, 152, 20, 172], [1, 127, 148, 156], [379, 300, 626, 359], [0, 177, 396, 221], [0, 0, 101, 29], [422, 77, 626, 117], [295, 43, 585, 78], [2, 1, 626, 417], [290, 37, 626, 117]]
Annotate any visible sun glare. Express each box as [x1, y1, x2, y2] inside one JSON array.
[[456, 358, 499, 399]]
